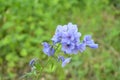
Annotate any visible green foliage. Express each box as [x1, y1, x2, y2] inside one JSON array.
[[0, 0, 120, 80]]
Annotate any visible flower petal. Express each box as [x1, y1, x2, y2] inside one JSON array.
[[62, 58, 71, 67]]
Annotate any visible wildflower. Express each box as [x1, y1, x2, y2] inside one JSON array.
[[51, 25, 67, 43], [42, 42, 55, 56], [41, 22, 98, 68], [61, 42, 75, 54], [78, 43, 86, 52], [52, 23, 81, 44], [83, 35, 98, 49], [61, 31, 75, 44], [66, 23, 78, 33], [29, 58, 38, 67], [58, 56, 71, 67], [52, 23, 82, 54]]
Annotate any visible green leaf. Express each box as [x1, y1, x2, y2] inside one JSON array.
[[20, 49, 28, 57]]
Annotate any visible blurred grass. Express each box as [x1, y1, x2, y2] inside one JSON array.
[[0, 0, 120, 80]]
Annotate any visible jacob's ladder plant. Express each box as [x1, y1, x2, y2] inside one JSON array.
[[22, 22, 98, 79]]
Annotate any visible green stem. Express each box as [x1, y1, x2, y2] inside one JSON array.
[[36, 44, 61, 79], [36, 57, 51, 79], [55, 44, 61, 52]]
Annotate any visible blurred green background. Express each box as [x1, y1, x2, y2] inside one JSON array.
[[0, 0, 120, 80]]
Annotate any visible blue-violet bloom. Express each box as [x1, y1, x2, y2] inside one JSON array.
[[61, 42, 75, 54], [29, 58, 38, 67], [58, 56, 71, 67], [42, 42, 55, 56], [83, 35, 98, 49]]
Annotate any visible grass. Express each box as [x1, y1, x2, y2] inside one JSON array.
[[0, 0, 120, 80]]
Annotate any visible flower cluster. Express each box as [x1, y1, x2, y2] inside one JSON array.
[[42, 23, 98, 67]]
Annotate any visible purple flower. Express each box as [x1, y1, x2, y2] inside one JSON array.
[[58, 56, 65, 62], [67, 23, 78, 33], [61, 31, 75, 44], [52, 23, 82, 54], [29, 58, 38, 67], [42, 42, 55, 56], [73, 32, 81, 43], [52, 31, 62, 43], [33, 22, 99, 68], [58, 56, 71, 67], [83, 35, 98, 49], [78, 43, 86, 52], [51, 25, 67, 43], [52, 23, 81, 44], [61, 42, 75, 54], [61, 31, 81, 54], [51, 26, 61, 43]]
